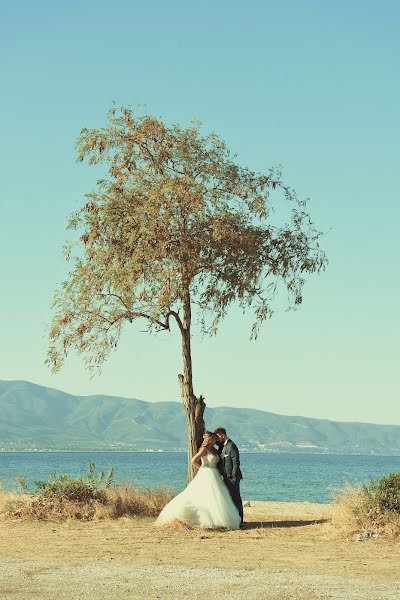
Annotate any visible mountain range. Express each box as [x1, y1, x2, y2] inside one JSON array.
[[1, 380, 400, 454]]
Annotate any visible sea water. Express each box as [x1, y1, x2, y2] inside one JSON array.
[[1, 451, 400, 503]]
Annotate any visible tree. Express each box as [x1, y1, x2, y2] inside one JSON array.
[[46, 105, 327, 482]]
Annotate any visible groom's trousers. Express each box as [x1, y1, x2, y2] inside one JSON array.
[[225, 478, 243, 523]]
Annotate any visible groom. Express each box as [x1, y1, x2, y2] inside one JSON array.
[[214, 427, 244, 524]]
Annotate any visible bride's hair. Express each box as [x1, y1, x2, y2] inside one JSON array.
[[201, 431, 215, 448]]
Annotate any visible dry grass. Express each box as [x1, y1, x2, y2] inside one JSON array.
[[331, 485, 368, 535], [98, 484, 174, 519], [1, 501, 400, 593], [0, 483, 173, 522], [157, 518, 194, 532], [332, 484, 400, 538]]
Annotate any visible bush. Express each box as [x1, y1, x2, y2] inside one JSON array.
[[362, 472, 400, 516], [17, 462, 114, 503], [332, 472, 400, 537], [0, 462, 173, 522]]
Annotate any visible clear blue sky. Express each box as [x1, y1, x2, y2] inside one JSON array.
[[1, 0, 399, 424]]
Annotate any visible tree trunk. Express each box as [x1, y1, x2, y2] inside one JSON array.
[[179, 284, 206, 484], [179, 373, 205, 484]]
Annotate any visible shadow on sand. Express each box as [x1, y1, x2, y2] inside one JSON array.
[[242, 519, 329, 530]]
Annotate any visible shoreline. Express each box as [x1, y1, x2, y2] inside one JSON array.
[[2, 449, 400, 457]]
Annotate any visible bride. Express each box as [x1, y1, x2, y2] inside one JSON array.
[[155, 432, 241, 530]]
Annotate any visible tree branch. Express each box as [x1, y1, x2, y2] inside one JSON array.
[[168, 310, 184, 333], [127, 311, 171, 331]]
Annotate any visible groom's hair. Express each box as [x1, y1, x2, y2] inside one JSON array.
[[214, 427, 227, 436]]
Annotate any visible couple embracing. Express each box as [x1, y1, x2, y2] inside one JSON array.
[[156, 428, 243, 530]]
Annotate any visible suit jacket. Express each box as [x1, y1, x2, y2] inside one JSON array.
[[217, 439, 243, 481]]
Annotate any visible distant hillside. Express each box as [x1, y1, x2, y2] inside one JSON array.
[[1, 380, 400, 454]]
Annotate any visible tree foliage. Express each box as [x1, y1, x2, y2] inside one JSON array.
[[47, 105, 327, 374]]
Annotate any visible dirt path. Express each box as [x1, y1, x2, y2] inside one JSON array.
[[0, 502, 399, 599]]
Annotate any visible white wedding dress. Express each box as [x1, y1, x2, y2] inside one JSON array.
[[155, 450, 241, 530]]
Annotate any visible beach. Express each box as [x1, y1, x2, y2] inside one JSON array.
[[1, 501, 399, 599]]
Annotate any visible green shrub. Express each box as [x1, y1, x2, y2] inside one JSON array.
[[332, 472, 400, 537], [17, 462, 114, 503], [361, 472, 400, 518], [2, 463, 173, 521]]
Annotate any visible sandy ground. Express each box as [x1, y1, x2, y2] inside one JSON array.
[[0, 501, 399, 600]]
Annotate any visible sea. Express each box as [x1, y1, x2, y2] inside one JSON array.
[[1, 451, 400, 503]]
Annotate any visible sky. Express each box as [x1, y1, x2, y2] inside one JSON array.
[[0, 0, 399, 425]]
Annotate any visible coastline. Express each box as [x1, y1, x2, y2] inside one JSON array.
[[2, 449, 400, 456]]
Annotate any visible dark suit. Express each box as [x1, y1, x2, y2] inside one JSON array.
[[217, 439, 243, 523]]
